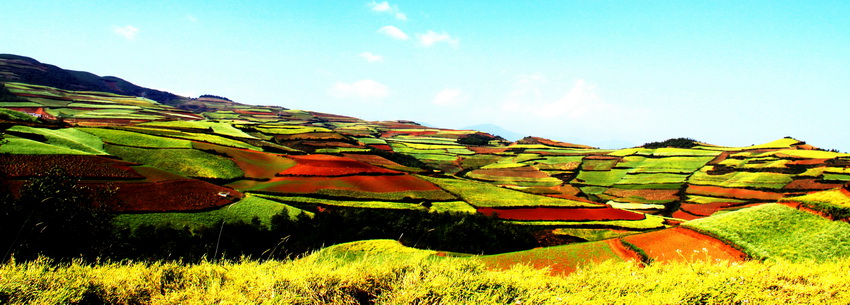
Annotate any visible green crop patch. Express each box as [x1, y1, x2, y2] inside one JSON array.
[[252, 194, 430, 211], [616, 173, 689, 185], [66, 103, 142, 109], [0, 136, 95, 155], [0, 108, 40, 122], [418, 175, 597, 208], [139, 121, 257, 139], [685, 195, 746, 204], [5, 126, 107, 155], [553, 228, 638, 241], [685, 204, 850, 261], [580, 158, 619, 171], [784, 189, 850, 219], [508, 214, 667, 230], [573, 169, 630, 186], [80, 127, 193, 148], [105, 144, 243, 179], [115, 194, 311, 233], [255, 125, 333, 135], [618, 156, 715, 173], [689, 169, 793, 189]]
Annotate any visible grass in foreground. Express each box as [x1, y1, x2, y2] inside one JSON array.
[[3, 247, 850, 304], [684, 203, 850, 261]]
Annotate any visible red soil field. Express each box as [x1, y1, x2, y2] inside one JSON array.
[[0, 154, 143, 179], [466, 146, 509, 154], [678, 202, 766, 218], [341, 153, 423, 172], [783, 179, 844, 190], [480, 240, 636, 275], [237, 174, 443, 194], [606, 238, 644, 262], [131, 166, 187, 182], [604, 188, 680, 201], [622, 227, 747, 263], [193, 142, 295, 179], [467, 166, 552, 179], [786, 159, 829, 166], [279, 154, 401, 176], [672, 209, 701, 221], [367, 144, 392, 151], [686, 185, 784, 200], [476, 206, 645, 221], [83, 179, 241, 212]]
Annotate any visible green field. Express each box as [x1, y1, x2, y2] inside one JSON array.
[[419, 175, 597, 207], [508, 215, 667, 230], [783, 189, 850, 219], [4, 126, 107, 155], [115, 195, 311, 232], [80, 128, 193, 149], [105, 145, 244, 179], [684, 203, 850, 261]]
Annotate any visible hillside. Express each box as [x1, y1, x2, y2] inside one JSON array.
[[2, 54, 850, 271]]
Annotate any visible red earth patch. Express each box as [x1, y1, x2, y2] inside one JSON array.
[[233, 174, 443, 193], [622, 227, 747, 263], [279, 154, 402, 176], [686, 185, 784, 201], [0, 154, 143, 179], [84, 180, 241, 212]]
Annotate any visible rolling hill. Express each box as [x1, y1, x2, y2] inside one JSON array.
[[2, 54, 850, 287]]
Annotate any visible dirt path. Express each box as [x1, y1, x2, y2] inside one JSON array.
[[606, 238, 643, 262]]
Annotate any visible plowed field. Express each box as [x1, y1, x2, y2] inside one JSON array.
[[279, 154, 401, 176], [622, 227, 747, 263]]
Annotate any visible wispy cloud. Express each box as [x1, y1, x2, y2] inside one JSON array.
[[113, 25, 139, 40], [359, 52, 384, 62], [377, 25, 409, 40], [433, 88, 466, 106], [187, 15, 198, 22], [328, 80, 390, 100], [417, 30, 459, 47], [368, 1, 407, 20]]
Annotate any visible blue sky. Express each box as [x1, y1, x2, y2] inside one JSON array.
[[3, 1, 849, 150]]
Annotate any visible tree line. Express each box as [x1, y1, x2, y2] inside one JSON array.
[[0, 168, 539, 262]]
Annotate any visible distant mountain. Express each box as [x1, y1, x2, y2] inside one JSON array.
[[463, 124, 525, 142], [0, 54, 183, 105]]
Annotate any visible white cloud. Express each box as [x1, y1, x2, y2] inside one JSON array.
[[113, 25, 139, 40], [328, 80, 390, 99], [359, 52, 384, 62], [417, 30, 459, 47], [535, 79, 600, 118], [377, 25, 409, 40], [187, 15, 198, 22], [368, 1, 407, 20], [500, 76, 647, 125], [433, 89, 466, 106]]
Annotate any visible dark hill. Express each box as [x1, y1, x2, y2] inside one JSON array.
[[0, 54, 182, 105]]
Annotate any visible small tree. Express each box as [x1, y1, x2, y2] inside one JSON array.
[[2, 168, 115, 261]]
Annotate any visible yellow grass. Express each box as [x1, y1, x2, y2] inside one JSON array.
[[4, 249, 850, 304]]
